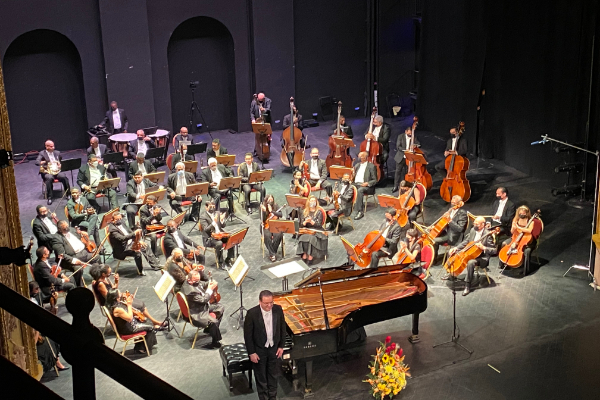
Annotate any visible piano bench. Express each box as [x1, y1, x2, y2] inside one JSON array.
[[219, 343, 253, 391]]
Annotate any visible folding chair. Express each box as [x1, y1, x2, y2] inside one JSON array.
[[103, 306, 150, 356], [176, 292, 216, 350]]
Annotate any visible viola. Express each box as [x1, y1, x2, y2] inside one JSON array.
[[444, 227, 500, 277], [498, 210, 541, 268], [262, 203, 279, 230], [440, 122, 471, 202], [351, 217, 397, 268], [122, 291, 146, 322], [359, 107, 382, 181], [280, 97, 305, 168], [146, 224, 166, 232], [298, 227, 329, 236], [211, 232, 230, 240], [208, 271, 221, 304], [79, 231, 96, 253], [325, 101, 353, 169], [50, 255, 63, 278], [130, 229, 145, 251], [396, 182, 417, 228], [404, 116, 432, 190], [182, 258, 205, 274]]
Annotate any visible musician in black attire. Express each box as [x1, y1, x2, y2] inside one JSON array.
[[201, 158, 235, 216], [163, 219, 205, 261], [499, 206, 537, 276], [66, 188, 100, 244], [199, 200, 236, 268], [432, 195, 468, 258], [369, 209, 402, 269], [353, 152, 378, 220], [325, 173, 354, 230], [173, 126, 196, 151], [51, 220, 95, 287], [435, 125, 469, 174], [35, 140, 70, 205], [261, 195, 284, 262], [125, 171, 158, 228], [281, 105, 306, 167], [444, 216, 497, 296], [32, 246, 75, 297], [244, 290, 286, 400], [170, 143, 194, 172], [128, 152, 157, 180], [299, 148, 333, 197], [206, 138, 228, 160], [99, 101, 128, 134], [396, 229, 423, 276], [88, 136, 117, 179], [250, 92, 272, 123], [139, 195, 167, 257], [77, 154, 119, 212], [329, 115, 353, 138], [167, 162, 202, 222], [282, 105, 301, 130], [240, 152, 266, 214], [181, 269, 224, 348], [393, 126, 419, 192], [107, 212, 162, 275], [365, 115, 391, 166], [296, 196, 328, 265], [32, 205, 58, 252], [489, 187, 516, 235], [129, 130, 156, 159], [166, 248, 208, 292]]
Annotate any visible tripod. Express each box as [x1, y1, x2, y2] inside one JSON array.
[[188, 87, 213, 141], [230, 281, 247, 330], [433, 278, 473, 355], [161, 295, 179, 337]]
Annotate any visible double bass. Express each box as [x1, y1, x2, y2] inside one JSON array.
[[360, 107, 382, 181], [325, 102, 353, 169], [404, 116, 432, 190], [498, 210, 541, 268], [444, 227, 500, 277], [281, 97, 305, 168], [253, 94, 271, 162], [440, 122, 471, 202]]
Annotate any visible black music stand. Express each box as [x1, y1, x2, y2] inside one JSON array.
[[154, 272, 179, 336], [218, 177, 244, 223], [187, 142, 208, 157], [432, 277, 473, 354], [102, 151, 126, 176], [60, 158, 82, 187], [223, 228, 251, 283], [145, 147, 165, 164], [260, 257, 308, 291]]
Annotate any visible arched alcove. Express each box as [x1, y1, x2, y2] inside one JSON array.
[[3, 29, 88, 153], [167, 16, 237, 133]]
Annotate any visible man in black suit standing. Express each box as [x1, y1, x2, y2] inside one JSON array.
[[201, 157, 234, 216], [33, 246, 75, 297], [77, 154, 119, 213], [206, 138, 228, 160], [393, 126, 420, 192], [244, 289, 286, 400], [435, 125, 469, 174], [88, 136, 117, 179], [35, 140, 71, 205], [353, 151, 378, 220], [365, 115, 391, 167], [489, 187, 516, 235], [100, 101, 128, 134], [167, 162, 202, 221], [250, 92, 272, 123], [32, 205, 58, 252], [163, 219, 205, 260], [239, 152, 266, 215], [369, 209, 402, 268]]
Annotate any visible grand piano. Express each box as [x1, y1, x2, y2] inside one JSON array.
[[273, 263, 428, 397]]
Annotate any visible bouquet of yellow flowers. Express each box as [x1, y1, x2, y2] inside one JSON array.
[[364, 336, 410, 399]]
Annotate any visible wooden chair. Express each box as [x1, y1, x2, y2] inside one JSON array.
[[103, 306, 150, 356], [176, 292, 217, 350], [531, 217, 544, 265], [363, 189, 378, 213], [166, 154, 174, 171], [91, 281, 111, 338]]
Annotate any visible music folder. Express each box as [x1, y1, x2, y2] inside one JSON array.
[[142, 188, 166, 203], [216, 155, 236, 167], [329, 165, 354, 180], [144, 171, 166, 184], [185, 182, 209, 197], [218, 176, 242, 191], [229, 255, 250, 287], [154, 272, 175, 303], [249, 169, 273, 184], [183, 160, 198, 173], [377, 194, 401, 209], [187, 142, 208, 156], [95, 177, 121, 191], [252, 122, 272, 136], [285, 194, 308, 209], [404, 151, 428, 165]]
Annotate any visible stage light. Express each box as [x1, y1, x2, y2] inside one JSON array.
[[195, 123, 202, 133], [554, 163, 583, 173], [551, 184, 582, 196]]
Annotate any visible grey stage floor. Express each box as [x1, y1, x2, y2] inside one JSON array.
[[13, 115, 600, 399]]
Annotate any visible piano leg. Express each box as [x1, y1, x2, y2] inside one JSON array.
[[303, 359, 314, 398], [408, 313, 420, 344]]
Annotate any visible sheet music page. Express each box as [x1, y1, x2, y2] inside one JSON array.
[[269, 261, 305, 278], [230, 255, 250, 286], [154, 272, 176, 302]]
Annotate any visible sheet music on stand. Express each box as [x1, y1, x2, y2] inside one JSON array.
[[229, 255, 250, 287], [154, 272, 176, 302]]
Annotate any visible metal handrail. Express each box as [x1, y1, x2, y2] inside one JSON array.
[[0, 283, 192, 400]]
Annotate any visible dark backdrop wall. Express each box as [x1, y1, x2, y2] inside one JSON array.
[[168, 17, 237, 133], [3, 30, 88, 153]]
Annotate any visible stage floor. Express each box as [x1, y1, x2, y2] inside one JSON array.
[[15, 115, 600, 399]]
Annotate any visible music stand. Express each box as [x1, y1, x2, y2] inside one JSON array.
[[142, 188, 166, 203], [261, 256, 309, 291], [154, 272, 178, 335], [248, 169, 273, 184], [266, 220, 295, 258], [340, 236, 361, 267], [228, 255, 251, 330], [404, 151, 428, 165], [377, 194, 401, 209], [329, 166, 354, 180], [184, 182, 209, 198], [187, 142, 207, 156], [173, 211, 186, 226], [95, 177, 121, 192], [224, 227, 250, 266], [183, 161, 198, 174], [145, 147, 165, 161], [142, 126, 158, 136], [333, 136, 356, 149], [218, 177, 243, 222], [216, 155, 236, 167], [285, 194, 308, 210], [144, 171, 166, 185], [60, 158, 82, 187], [99, 208, 120, 230]]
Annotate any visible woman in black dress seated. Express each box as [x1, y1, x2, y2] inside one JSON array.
[[394, 228, 423, 276], [296, 195, 328, 264], [91, 265, 166, 330], [261, 194, 284, 262], [105, 288, 158, 354]]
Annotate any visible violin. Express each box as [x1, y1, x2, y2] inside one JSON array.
[[122, 291, 146, 322], [182, 257, 205, 274], [444, 227, 500, 277], [292, 177, 309, 196], [498, 210, 541, 268], [262, 203, 279, 230], [359, 107, 382, 181], [440, 122, 471, 202], [208, 271, 221, 304], [298, 227, 329, 236], [79, 231, 96, 253], [281, 97, 305, 168], [351, 217, 397, 268], [325, 101, 353, 169], [396, 182, 417, 227], [404, 117, 433, 190], [211, 232, 230, 240], [50, 255, 63, 278]]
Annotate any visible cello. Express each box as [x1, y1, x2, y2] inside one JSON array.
[[444, 227, 499, 277], [325, 101, 353, 169], [395, 182, 417, 228], [498, 210, 541, 268], [350, 216, 398, 268], [280, 97, 305, 168], [360, 107, 382, 181], [252, 94, 271, 162], [404, 116, 433, 190], [440, 122, 471, 202]]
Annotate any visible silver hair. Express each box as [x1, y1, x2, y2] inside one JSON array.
[[375, 115, 384, 123]]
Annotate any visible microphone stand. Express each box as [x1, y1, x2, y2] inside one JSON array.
[[533, 135, 598, 286]]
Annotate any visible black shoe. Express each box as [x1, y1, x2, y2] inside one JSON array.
[[354, 212, 364, 220], [57, 365, 70, 371], [462, 286, 470, 296], [47, 198, 53, 205], [392, 186, 399, 193], [291, 233, 298, 239]]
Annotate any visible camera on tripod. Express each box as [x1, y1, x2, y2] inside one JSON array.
[[189, 81, 199, 89]]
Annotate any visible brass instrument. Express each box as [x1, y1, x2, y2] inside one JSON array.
[[40, 161, 61, 175]]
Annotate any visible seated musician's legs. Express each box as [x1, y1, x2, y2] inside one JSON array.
[[225, 190, 234, 214], [106, 164, 117, 179], [208, 188, 221, 203], [208, 303, 224, 322], [105, 188, 118, 210], [523, 247, 533, 275], [190, 198, 202, 220], [85, 192, 101, 213], [433, 234, 450, 260], [408, 207, 419, 223], [394, 162, 407, 190], [61, 263, 84, 287], [148, 233, 158, 257], [169, 199, 183, 214], [208, 238, 225, 264], [87, 214, 100, 244], [465, 259, 479, 286], [205, 320, 222, 345], [54, 172, 70, 195], [354, 186, 367, 214], [122, 249, 144, 273], [140, 245, 161, 270], [125, 205, 139, 229], [256, 183, 266, 203], [242, 184, 252, 208], [321, 180, 333, 197], [42, 174, 55, 198]]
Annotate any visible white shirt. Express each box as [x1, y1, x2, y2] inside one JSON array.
[[137, 162, 147, 175], [474, 229, 483, 242], [44, 259, 65, 283], [63, 232, 85, 254], [42, 217, 58, 234], [47, 151, 57, 163], [451, 137, 458, 152], [261, 307, 274, 347], [137, 140, 148, 156], [355, 162, 368, 183], [246, 162, 253, 176], [381, 225, 390, 238], [89, 165, 102, 187], [338, 183, 349, 206], [112, 109, 122, 130], [372, 125, 382, 140], [94, 146, 102, 158], [494, 198, 508, 219], [117, 224, 132, 246], [175, 174, 187, 196], [208, 212, 221, 233], [210, 168, 223, 187], [449, 208, 458, 220], [309, 159, 320, 180], [405, 134, 413, 151], [172, 231, 185, 249], [136, 182, 146, 200]]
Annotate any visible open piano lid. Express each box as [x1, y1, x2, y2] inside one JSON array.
[[294, 264, 410, 289]]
